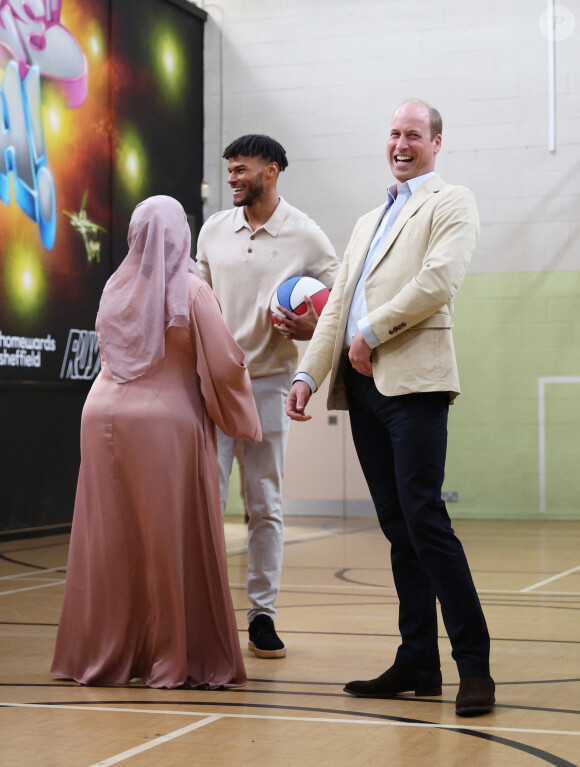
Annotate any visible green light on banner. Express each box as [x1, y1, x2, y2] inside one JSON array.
[[117, 128, 147, 198], [5, 245, 46, 320], [152, 25, 186, 100]]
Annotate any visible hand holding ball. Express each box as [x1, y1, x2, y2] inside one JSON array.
[[270, 276, 330, 334]]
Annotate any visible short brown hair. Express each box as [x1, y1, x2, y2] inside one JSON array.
[[397, 99, 442, 140]]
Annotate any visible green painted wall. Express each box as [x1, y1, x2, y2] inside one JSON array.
[[447, 271, 580, 520], [226, 271, 580, 521]]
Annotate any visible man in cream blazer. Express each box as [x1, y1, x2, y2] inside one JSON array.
[[286, 100, 495, 717]]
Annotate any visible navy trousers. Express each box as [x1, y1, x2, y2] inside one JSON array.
[[344, 361, 490, 677]]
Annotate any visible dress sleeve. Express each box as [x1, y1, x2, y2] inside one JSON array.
[[189, 279, 262, 441]]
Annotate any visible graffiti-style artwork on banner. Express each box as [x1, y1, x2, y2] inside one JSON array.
[[0, 0, 109, 383], [0, 0, 205, 385]]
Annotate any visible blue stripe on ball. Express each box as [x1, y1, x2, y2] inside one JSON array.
[[277, 276, 301, 311]]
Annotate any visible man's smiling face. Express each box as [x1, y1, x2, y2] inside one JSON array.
[[387, 102, 441, 187], [227, 155, 268, 207]]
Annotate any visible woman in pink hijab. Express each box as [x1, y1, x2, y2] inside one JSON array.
[[51, 196, 261, 689]]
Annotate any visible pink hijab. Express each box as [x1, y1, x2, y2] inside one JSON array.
[[97, 195, 201, 383]]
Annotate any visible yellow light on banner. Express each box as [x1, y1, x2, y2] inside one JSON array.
[[117, 128, 147, 198], [85, 21, 105, 61], [47, 107, 60, 132], [152, 25, 186, 100], [163, 47, 176, 75], [22, 270, 33, 292], [89, 35, 101, 58], [42, 91, 74, 146], [5, 244, 46, 320]]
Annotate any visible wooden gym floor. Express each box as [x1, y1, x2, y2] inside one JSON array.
[[1, 516, 579, 767]]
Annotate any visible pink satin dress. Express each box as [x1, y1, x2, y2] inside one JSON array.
[[51, 275, 261, 688]]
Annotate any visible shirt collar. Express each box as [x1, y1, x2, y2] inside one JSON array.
[[387, 171, 435, 204], [232, 196, 288, 236]]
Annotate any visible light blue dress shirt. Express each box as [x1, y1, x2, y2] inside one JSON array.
[[294, 171, 434, 393], [346, 171, 435, 349]]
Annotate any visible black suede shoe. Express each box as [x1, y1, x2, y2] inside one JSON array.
[[248, 615, 286, 658], [344, 664, 442, 698], [455, 675, 495, 716]]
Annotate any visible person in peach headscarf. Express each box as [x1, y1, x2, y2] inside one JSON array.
[[51, 195, 261, 689]]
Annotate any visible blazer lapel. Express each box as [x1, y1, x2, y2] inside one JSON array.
[[348, 203, 387, 286], [368, 174, 444, 276]]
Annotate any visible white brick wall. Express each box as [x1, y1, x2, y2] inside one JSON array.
[[189, 0, 580, 519], [196, 0, 580, 274]]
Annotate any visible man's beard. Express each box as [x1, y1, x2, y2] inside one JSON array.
[[233, 175, 264, 207]]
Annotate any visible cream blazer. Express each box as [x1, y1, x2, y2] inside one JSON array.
[[299, 175, 480, 410]]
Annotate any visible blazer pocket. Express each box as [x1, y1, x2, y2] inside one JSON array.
[[414, 311, 453, 329]]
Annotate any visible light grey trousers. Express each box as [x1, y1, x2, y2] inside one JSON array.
[[217, 372, 292, 623]]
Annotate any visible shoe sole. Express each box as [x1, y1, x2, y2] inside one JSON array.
[[248, 640, 286, 659], [343, 686, 442, 698], [456, 703, 494, 717]]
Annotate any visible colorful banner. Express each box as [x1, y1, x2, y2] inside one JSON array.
[[0, 0, 205, 384], [0, 0, 109, 383]]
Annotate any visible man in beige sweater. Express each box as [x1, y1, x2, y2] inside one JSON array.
[[197, 134, 339, 658]]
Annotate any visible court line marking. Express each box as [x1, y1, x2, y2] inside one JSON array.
[[0, 566, 66, 581], [521, 565, 580, 593], [2, 575, 579, 598], [0, 580, 66, 597], [88, 714, 223, 766], [227, 528, 343, 555], [1, 701, 579, 738]]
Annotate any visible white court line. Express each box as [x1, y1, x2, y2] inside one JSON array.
[[0, 566, 66, 581], [0, 580, 66, 597], [284, 529, 342, 543], [1, 702, 579, 738], [2, 576, 578, 598], [232, 583, 580, 596], [88, 714, 223, 766], [520, 565, 580, 593]]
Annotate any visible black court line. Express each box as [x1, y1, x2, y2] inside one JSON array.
[[474, 602, 580, 612], [286, 564, 579, 576], [1, 620, 578, 647], [232, 600, 397, 613], [0, 553, 61, 571], [0, 621, 58, 627], [235, 626, 580, 646], [477, 598, 580, 605], [245, 675, 580, 689], [2, 680, 580, 716], [2, 698, 576, 767], [233, 589, 399, 600], [238, 597, 580, 614], [334, 567, 580, 597], [0, 539, 69, 555]]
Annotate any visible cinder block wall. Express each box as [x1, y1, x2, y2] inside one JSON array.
[[197, 0, 580, 519]]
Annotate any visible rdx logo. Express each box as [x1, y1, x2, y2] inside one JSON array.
[[60, 329, 101, 381], [0, 0, 88, 249]]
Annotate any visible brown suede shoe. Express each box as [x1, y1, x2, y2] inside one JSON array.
[[455, 676, 495, 716], [344, 664, 442, 698]]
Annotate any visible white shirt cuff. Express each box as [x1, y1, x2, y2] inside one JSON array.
[[358, 317, 381, 349], [293, 372, 317, 393]]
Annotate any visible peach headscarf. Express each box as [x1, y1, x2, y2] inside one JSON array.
[[96, 195, 201, 383]]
